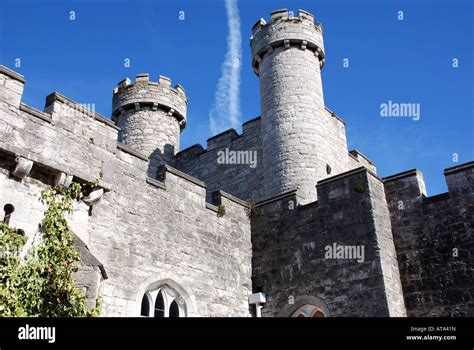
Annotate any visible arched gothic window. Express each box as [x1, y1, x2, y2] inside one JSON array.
[[291, 304, 326, 318], [154, 291, 165, 317], [140, 285, 186, 317], [140, 294, 150, 316]]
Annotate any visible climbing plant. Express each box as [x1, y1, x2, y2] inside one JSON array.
[[0, 179, 101, 317], [246, 199, 260, 219], [217, 204, 226, 217]]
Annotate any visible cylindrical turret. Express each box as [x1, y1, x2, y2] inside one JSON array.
[[112, 74, 187, 177], [251, 9, 326, 203]]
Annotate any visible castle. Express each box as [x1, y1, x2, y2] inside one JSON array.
[[0, 9, 472, 317]]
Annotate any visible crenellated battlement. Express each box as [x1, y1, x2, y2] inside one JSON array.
[[0, 65, 250, 223], [178, 116, 261, 157], [1, 4, 473, 318], [251, 9, 322, 35], [382, 161, 474, 317], [383, 161, 474, 206], [45, 92, 118, 130], [112, 73, 187, 129], [250, 161, 474, 213], [250, 8, 325, 75]]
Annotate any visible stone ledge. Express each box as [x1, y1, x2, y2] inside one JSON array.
[[161, 164, 206, 188], [324, 106, 346, 125], [349, 149, 375, 166], [242, 116, 262, 127], [111, 101, 186, 130], [175, 144, 206, 158], [444, 161, 474, 175], [383, 169, 420, 183], [0, 65, 25, 83], [423, 192, 449, 204], [146, 177, 166, 190], [207, 128, 239, 143], [205, 203, 219, 213], [19, 102, 52, 123], [0, 144, 111, 190], [348, 152, 359, 162], [117, 142, 148, 161], [256, 188, 298, 207], [212, 189, 249, 208], [318, 166, 380, 186], [252, 39, 325, 75]]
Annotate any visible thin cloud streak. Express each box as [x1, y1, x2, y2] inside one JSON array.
[[209, 0, 242, 135]]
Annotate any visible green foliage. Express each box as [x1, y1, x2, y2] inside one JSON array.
[[354, 179, 366, 193], [246, 199, 260, 219], [217, 205, 226, 217], [0, 180, 101, 317]]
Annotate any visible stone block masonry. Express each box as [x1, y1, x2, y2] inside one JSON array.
[[176, 117, 264, 203], [251, 167, 406, 317], [0, 7, 472, 318], [384, 162, 474, 316], [0, 65, 252, 317]]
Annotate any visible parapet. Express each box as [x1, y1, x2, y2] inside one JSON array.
[[349, 150, 377, 174], [383, 162, 474, 204], [177, 116, 261, 159], [383, 169, 427, 201], [444, 161, 474, 198], [316, 166, 380, 205], [112, 73, 188, 129], [45, 92, 118, 130], [254, 166, 381, 208], [0, 65, 26, 108], [148, 164, 249, 216], [250, 9, 325, 75], [206, 128, 240, 151]]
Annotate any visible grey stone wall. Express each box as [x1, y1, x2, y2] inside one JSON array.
[[251, 167, 406, 317], [384, 162, 474, 316], [0, 66, 252, 317], [176, 106, 369, 205], [176, 117, 264, 203], [2, 0, 471, 319]]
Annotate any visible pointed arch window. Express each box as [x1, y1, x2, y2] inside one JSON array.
[[154, 291, 165, 317], [169, 300, 179, 318], [140, 294, 150, 316], [292, 305, 325, 318], [140, 285, 186, 317]]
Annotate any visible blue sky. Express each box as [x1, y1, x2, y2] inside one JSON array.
[[1, 0, 472, 195]]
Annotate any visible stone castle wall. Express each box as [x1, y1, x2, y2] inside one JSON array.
[[176, 109, 373, 204], [0, 66, 252, 317], [251, 167, 406, 317], [176, 117, 264, 203], [384, 163, 474, 316], [0, 6, 471, 319]]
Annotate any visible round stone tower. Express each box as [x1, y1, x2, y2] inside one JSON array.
[[251, 9, 326, 203], [112, 74, 187, 177]]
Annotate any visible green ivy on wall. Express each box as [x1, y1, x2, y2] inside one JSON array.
[[0, 180, 101, 317]]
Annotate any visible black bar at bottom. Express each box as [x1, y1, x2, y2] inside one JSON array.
[[0, 317, 472, 347]]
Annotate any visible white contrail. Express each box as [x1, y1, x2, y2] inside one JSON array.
[[209, 0, 242, 135]]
